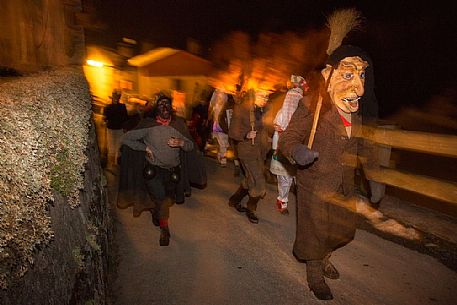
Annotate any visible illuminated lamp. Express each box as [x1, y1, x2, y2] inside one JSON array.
[[86, 59, 104, 67]]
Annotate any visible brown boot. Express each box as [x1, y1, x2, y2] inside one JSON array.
[[228, 186, 249, 212], [306, 260, 333, 300], [246, 196, 261, 224], [323, 254, 340, 279]]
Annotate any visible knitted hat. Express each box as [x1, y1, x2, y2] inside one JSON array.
[[326, 45, 370, 67]]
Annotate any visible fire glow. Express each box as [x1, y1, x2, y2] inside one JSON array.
[[209, 30, 329, 94]]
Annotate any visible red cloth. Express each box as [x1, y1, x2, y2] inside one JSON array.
[[160, 219, 169, 228], [156, 116, 171, 126], [339, 114, 352, 127]]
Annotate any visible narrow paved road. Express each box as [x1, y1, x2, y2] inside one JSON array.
[[107, 157, 456, 305]]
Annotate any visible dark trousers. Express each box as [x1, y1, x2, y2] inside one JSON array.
[[145, 166, 177, 220]]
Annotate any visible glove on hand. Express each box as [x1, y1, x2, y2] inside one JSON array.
[[292, 144, 319, 166]]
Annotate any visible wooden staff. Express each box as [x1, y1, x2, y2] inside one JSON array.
[[308, 68, 334, 149], [249, 104, 255, 145], [307, 95, 322, 149]]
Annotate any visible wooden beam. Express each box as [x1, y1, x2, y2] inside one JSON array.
[[365, 167, 457, 204], [368, 128, 457, 158]]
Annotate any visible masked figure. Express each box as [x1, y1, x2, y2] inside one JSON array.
[[279, 45, 379, 300], [118, 95, 203, 246], [227, 89, 273, 224]]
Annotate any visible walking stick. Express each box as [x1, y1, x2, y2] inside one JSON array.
[[308, 67, 334, 149], [307, 95, 322, 149], [249, 105, 255, 145]]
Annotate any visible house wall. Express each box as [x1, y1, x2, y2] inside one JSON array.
[[137, 74, 209, 119], [141, 52, 212, 77], [138, 73, 172, 97]]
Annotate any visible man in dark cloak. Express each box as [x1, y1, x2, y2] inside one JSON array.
[[117, 95, 206, 246]]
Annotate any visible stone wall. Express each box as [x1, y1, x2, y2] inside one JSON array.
[[0, 126, 112, 305], [0, 69, 112, 304]]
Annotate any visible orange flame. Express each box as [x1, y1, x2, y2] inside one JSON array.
[[209, 30, 329, 94]]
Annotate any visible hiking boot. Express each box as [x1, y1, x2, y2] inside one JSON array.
[[246, 196, 261, 214], [323, 254, 340, 279], [159, 227, 170, 246], [234, 203, 247, 213], [306, 260, 334, 300], [228, 186, 249, 208], [245, 196, 261, 223], [246, 210, 259, 224]]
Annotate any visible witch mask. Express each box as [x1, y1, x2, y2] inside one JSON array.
[[322, 56, 368, 114]]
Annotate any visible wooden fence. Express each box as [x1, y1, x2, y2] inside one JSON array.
[[362, 125, 457, 204]]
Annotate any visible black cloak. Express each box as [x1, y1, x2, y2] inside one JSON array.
[[117, 116, 207, 215]]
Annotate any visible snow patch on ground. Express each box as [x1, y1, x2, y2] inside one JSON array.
[[357, 197, 421, 240]]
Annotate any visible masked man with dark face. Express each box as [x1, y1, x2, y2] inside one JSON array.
[[120, 95, 194, 246], [279, 45, 379, 300]]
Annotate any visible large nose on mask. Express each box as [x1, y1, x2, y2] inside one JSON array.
[[352, 75, 365, 97]]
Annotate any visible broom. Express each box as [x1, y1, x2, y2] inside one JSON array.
[[307, 8, 363, 149]]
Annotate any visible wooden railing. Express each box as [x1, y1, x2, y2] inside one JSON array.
[[362, 126, 457, 204], [371, 128, 457, 158]]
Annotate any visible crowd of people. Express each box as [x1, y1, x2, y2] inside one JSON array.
[[103, 43, 380, 300]]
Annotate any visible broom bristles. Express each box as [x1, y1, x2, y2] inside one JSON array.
[[326, 8, 363, 55]]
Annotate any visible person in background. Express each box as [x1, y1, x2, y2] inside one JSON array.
[[209, 88, 230, 167], [189, 92, 210, 152], [270, 75, 309, 214], [104, 89, 128, 168], [228, 89, 273, 224], [229, 84, 245, 176], [219, 91, 242, 176]]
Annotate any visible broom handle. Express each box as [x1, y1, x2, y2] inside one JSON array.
[[307, 95, 322, 149], [250, 103, 256, 145], [250, 125, 255, 145]]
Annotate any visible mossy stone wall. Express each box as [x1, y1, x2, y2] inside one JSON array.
[[0, 70, 112, 304]]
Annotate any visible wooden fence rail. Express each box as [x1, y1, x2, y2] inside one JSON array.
[[371, 127, 457, 158], [363, 126, 457, 205]]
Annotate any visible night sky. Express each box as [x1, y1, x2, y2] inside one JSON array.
[[86, 0, 457, 118]]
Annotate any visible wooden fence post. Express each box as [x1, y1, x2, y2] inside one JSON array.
[[369, 124, 397, 203]]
